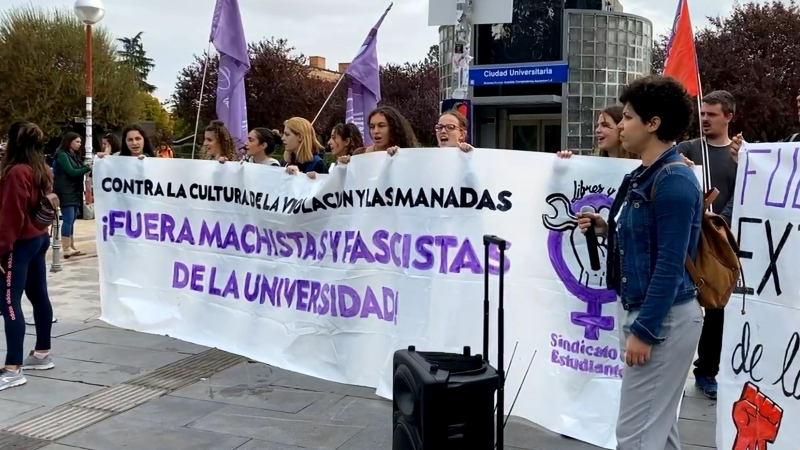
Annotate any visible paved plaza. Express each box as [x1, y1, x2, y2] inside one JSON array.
[[0, 219, 717, 449]]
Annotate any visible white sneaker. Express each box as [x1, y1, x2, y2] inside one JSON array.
[[0, 369, 27, 391]]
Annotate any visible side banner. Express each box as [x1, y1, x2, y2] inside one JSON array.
[[94, 150, 641, 449], [718, 142, 800, 449]]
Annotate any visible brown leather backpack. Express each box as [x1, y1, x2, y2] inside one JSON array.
[[651, 163, 743, 309]]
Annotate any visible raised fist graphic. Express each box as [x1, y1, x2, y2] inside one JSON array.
[[731, 382, 783, 450]]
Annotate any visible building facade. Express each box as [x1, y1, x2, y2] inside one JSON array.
[[438, 0, 652, 153]]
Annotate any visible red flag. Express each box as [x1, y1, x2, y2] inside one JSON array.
[[663, 0, 699, 96]]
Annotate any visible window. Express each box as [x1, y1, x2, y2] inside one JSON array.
[[475, 0, 563, 65]]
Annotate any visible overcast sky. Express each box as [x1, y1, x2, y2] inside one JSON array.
[[0, 0, 753, 100]]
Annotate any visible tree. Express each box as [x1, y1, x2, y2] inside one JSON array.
[[170, 38, 341, 140], [651, 35, 668, 75], [652, 1, 800, 141], [379, 45, 440, 146], [134, 93, 172, 142], [479, 0, 562, 63], [118, 32, 156, 93], [0, 6, 140, 136], [170, 39, 439, 146], [696, 1, 800, 141]]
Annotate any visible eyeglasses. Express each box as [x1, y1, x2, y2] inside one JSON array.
[[434, 124, 461, 132]]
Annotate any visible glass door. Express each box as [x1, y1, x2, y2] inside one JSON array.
[[506, 117, 562, 152], [542, 120, 562, 154], [511, 123, 540, 151]]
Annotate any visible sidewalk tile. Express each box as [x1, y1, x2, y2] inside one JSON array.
[[188, 404, 364, 449], [210, 361, 291, 385], [40, 445, 86, 450], [58, 416, 248, 450], [503, 417, 601, 450], [59, 341, 188, 369], [679, 396, 717, 422], [271, 371, 383, 401], [0, 398, 42, 423], [170, 381, 338, 414], [59, 327, 207, 354], [298, 395, 389, 427], [118, 396, 226, 428], [0, 376, 103, 407], [235, 440, 308, 449], [25, 356, 148, 387], [25, 320, 95, 339], [337, 425, 391, 450], [678, 418, 716, 448]]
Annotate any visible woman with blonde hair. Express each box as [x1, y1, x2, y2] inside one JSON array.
[[204, 120, 237, 163], [282, 117, 327, 178]]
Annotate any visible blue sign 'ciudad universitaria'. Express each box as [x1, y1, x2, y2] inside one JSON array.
[[469, 62, 569, 87]]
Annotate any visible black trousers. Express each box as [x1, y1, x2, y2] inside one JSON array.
[[1, 234, 53, 366], [693, 307, 724, 378]]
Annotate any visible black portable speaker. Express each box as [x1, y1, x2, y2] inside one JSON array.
[[392, 235, 508, 450], [392, 347, 499, 449]]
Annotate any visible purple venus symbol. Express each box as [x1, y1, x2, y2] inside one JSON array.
[[542, 192, 616, 340]]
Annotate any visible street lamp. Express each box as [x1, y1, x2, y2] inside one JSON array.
[[74, 0, 105, 165]]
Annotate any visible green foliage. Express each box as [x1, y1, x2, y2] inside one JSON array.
[[0, 5, 140, 136], [173, 143, 200, 159], [118, 32, 156, 93], [170, 38, 440, 146], [134, 92, 172, 142]]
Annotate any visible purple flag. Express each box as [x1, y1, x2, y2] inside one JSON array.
[[210, 0, 250, 151], [345, 3, 392, 145]]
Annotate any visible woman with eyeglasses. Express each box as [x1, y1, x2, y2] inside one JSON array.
[[434, 110, 473, 152], [384, 110, 474, 158]]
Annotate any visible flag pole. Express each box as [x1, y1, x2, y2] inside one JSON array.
[[692, 50, 713, 211], [191, 41, 213, 160], [311, 74, 346, 125]]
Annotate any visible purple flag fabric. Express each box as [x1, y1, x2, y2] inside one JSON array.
[[210, 0, 250, 151], [345, 3, 392, 145]]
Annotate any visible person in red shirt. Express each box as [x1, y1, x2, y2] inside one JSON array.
[[0, 122, 56, 391]]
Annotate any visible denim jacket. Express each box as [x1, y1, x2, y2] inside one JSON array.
[[605, 147, 702, 345]]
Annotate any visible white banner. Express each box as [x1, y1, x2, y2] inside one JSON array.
[[94, 149, 644, 449], [718, 142, 800, 449]]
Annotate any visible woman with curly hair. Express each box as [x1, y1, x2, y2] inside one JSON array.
[[204, 120, 237, 163], [337, 106, 419, 165], [356, 106, 418, 154]]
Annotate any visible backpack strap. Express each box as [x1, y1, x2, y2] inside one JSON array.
[[649, 160, 714, 289]]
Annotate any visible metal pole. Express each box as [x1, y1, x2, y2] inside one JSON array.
[[311, 74, 346, 125], [50, 214, 62, 273], [192, 42, 213, 160], [451, 0, 473, 99], [84, 24, 94, 166]]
